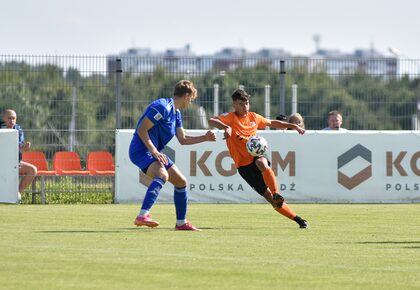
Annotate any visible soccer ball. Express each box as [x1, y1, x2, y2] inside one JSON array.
[[246, 136, 268, 157]]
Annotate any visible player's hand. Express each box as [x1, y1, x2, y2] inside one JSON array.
[[205, 130, 216, 141], [152, 151, 168, 165], [223, 127, 232, 140], [294, 124, 305, 135]]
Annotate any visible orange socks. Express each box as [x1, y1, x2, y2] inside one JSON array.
[[275, 202, 297, 220], [262, 168, 278, 194], [262, 168, 297, 220]]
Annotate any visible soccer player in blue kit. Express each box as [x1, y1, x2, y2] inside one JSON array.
[[129, 80, 216, 231]]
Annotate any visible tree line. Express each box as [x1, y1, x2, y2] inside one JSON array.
[[1, 60, 419, 157]]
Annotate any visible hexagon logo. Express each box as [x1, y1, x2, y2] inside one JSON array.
[[337, 144, 372, 190]]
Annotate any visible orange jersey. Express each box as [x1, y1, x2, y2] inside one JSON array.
[[217, 112, 270, 168]]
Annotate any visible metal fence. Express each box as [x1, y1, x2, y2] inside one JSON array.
[[1, 55, 419, 203]]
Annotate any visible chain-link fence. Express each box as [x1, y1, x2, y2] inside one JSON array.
[[1, 55, 419, 203]]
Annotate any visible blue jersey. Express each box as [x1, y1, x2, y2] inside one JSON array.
[[1, 123, 24, 146], [1, 122, 25, 161], [14, 124, 25, 148], [129, 98, 182, 156], [13, 123, 25, 161]]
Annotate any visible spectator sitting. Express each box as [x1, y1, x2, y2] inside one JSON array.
[[276, 114, 288, 122], [289, 113, 305, 129], [322, 110, 347, 131], [2, 109, 37, 201], [276, 113, 305, 130]]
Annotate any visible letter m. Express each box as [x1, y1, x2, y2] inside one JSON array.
[[271, 151, 295, 176]]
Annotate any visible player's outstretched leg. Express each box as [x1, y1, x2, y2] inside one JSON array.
[[134, 177, 165, 228], [273, 193, 308, 229], [261, 168, 308, 229]]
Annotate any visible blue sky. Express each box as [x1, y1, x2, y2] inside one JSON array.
[[1, 0, 419, 58]]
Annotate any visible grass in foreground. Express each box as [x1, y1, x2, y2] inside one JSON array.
[[0, 204, 419, 290]]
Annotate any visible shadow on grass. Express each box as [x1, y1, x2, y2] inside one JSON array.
[[337, 241, 420, 249], [355, 241, 420, 244], [38, 227, 217, 233], [38, 229, 166, 233]]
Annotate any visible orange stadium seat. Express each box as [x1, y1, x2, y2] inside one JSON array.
[[22, 151, 56, 204], [53, 151, 90, 175], [87, 151, 115, 176], [22, 151, 56, 176]]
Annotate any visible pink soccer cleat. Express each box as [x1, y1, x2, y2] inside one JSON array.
[[134, 214, 159, 228], [175, 222, 201, 231]]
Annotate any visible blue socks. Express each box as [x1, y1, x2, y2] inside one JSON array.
[[140, 177, 165, 214], [139, 180, 188, 226], [174, 186, 188, 223]]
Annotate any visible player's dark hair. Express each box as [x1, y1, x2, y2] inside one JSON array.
[[231, 89, 250, 102]]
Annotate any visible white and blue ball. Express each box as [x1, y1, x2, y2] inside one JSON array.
[[246, 136, 268, 157]]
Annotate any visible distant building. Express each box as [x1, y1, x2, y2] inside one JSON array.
[[309, 48, 397, 76], [163, 44, 196, 73], [252, 48, 292, 70], [107, 47, 156, 74], [107, 44, 397, 77]]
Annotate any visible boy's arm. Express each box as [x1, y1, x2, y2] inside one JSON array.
[[269, 120, 305, 134], [176, 127, 216, 145], [16, 125, 31, 151], [137, 117, 168, 165], [208, 117, 232, 140]]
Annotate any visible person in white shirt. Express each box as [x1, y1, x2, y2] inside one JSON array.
[[322, 110, 347, 131]]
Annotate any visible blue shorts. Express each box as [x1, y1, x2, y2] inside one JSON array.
[[129, 150, 174, 174]]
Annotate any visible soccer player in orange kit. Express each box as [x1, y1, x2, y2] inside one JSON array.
[[208, 89, 308, 228]]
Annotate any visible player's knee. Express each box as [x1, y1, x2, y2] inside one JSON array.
[[157, 171, 169, 182], [255, 157, 268, 171], [20, 163, 37, 176], [31, 164, 38, 176], [177, 177, 187, 188]]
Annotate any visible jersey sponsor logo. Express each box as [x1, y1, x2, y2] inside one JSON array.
[[154, 112, 163, 121]]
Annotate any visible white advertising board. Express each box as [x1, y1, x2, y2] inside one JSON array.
[[115, 130, 420, 204], [0, 129, 19, 204]]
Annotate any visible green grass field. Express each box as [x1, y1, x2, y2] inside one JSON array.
[[0, 204, 419, 290]]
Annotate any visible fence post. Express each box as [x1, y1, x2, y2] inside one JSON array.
[[69, 86, 77, 151], [265, 85, 271, 120], [115, 58, 122, 129], [279, 60, 286, 115], [292, 84, 298, 114], [413, 100, 420, 130], [213, 83, 219, 117]]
